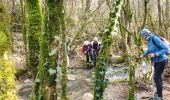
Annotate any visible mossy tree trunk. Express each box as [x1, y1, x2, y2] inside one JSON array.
[[127, 64, 135, 100], [45, 0, 63, 99], [141, 0, 150, 29], [58, 0, 68, 99], [38, 6, 50, 99], [26, 0, 42, 99], [26, 0, 42, 78], [157, 0, 162, 33], [94, 0, 123, 100], [165, 0, 170, 39], [0, 2, 17, 99]]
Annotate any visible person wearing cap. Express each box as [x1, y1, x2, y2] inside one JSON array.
[[138, 29, 168, 100]]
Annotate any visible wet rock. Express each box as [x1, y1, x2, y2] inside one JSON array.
[[67, 74, 77, 81], [82, 93, 93, 100]]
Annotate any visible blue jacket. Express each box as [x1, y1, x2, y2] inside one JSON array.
[[143, 35, 168, 63]]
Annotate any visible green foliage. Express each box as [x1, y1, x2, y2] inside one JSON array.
[[0, 3, 11, 52], [0, 3, 16, 99], [0, 3, 10, 36], [0, 31, 8, 55], [15, 67, 27, 78], [0, 59, 17, 100]]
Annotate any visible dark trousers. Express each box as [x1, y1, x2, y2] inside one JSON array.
[[153, 59, 168, 97], [85, 53, 93, 63]]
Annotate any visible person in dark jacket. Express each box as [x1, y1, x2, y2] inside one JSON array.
[[91, 37, 101, 67], [82, 40, 93, 63], [138, 29, 168, 100]]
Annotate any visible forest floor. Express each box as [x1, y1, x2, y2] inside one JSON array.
[[15, 59, 170, 100], [13, 32, 170, 100]]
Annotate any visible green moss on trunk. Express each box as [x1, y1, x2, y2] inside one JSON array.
[[26, 0, 42, 78], [26, 0, 42, 99], [94, 0, 123, 100], [58, 0, 68, 99], [0, 2, 17, 99], [128, 65, 135, 100]]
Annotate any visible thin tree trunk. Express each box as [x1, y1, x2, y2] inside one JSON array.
[[59, 0, 68, 99], [20, 0, 27, 68], [157, 0, 162, 33], [165, 0, 170, 39], [94, 0, 123, 100], [86, 0, 91, 12], [141, 0, 150, 29]]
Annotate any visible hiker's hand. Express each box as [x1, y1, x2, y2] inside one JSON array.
[[136, 56, 143, 62], [148, 53, 155, 58]]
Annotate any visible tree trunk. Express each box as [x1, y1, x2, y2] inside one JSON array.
[[20, 0, 27, 68], [86, 0, 91, 12], [141, 0, 149, 29], [45, 0, 63, 99], [165, 0, 170, 39], [157, 0, 162, 33], [94, 0, 123, 100], [38, 6, 50, 99], [0, 2, 17, 99], [26, 0, 42, 78], [26, 0, 42, 99], [59, 0, 68, 99]]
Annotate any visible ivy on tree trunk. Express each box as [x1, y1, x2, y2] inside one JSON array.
[[26, 0, 42, 99], [94, 0, 123, 100]]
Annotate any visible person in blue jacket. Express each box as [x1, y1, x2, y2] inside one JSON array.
[[138, 29, 168, 100]]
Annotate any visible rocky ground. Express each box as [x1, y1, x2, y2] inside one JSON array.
[[13, 32, 170, 100]]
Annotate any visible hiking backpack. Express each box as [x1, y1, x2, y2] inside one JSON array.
[[152, 35, 170, 55]]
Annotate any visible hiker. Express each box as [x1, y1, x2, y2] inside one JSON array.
[[82, 40, 93, 64], [91, 37, 101, 67], [138, 29, 169, 100]]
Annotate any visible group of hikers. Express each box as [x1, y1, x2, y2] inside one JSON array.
[[82, 37, 101, 67], [80, 28, 169, 100]]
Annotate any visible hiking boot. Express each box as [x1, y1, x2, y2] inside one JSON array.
[[149, 94, 158, 100], [156, 97, 163, 100]]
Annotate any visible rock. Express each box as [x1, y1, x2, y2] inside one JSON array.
[[82, 93, 93, 100], [23, 79, 32, 88], [67, 74, 77, 81], [24, 79, 32, 84]]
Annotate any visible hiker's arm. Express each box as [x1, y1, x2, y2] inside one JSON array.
[[153, 36, 169, 56], [143, 49, 152, 57]]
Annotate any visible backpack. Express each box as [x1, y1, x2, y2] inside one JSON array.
[[152, 35, 170, 55]]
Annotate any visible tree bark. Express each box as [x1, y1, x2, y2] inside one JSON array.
[[59, 0, 68, 99], [157, 0, 162, 33], [94, 0, 123, 100], [26, 0, 42, 99]]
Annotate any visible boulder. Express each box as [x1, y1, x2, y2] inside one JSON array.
[[82, 93, 93, 100]]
